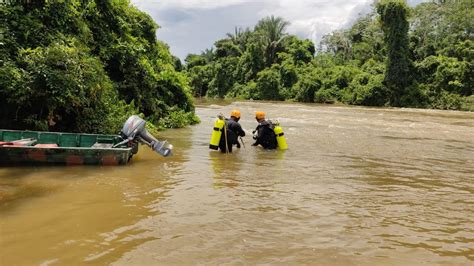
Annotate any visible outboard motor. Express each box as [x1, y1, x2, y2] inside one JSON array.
[[120, 115, 173, 157]]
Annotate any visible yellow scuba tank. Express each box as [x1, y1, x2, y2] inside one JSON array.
[[273, 123, 288, 150], [209, 116, 225, 150]]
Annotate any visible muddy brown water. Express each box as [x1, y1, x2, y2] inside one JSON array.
[[1, 100, 473, 265]]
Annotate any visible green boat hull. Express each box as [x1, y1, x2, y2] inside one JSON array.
[[0, 129, 133, 166]]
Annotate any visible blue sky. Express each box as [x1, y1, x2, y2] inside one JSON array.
[[130, 0, 426, 60]]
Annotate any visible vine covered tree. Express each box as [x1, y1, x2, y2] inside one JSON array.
[[377, 0, 414, 106]]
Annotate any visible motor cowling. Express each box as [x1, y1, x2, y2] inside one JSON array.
[[120, 115, 173, 157]]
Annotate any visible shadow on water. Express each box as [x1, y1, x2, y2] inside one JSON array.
[[0, 166, 70, 211], [0, 182, 56, 210], [0, 163, 141, 212]]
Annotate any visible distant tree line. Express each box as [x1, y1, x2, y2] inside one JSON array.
[[0, 0, 198, 134], [184, 0, 473, 110]]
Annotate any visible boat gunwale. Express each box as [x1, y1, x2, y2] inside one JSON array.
[[0, 129, 131, 150], [0, 146, 132, 152], [0, 129, 121, 138]]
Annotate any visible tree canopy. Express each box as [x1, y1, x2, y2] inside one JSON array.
[[185, 0, 473, 110], [1, 0, 472, 133], [0, 0, 198, 133]]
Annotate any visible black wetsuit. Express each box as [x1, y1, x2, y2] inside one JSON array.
[[252, 120, 277, 149], [219, 118, 245, 153]]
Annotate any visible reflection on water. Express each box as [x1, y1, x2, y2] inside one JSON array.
[[209, 152, 241, 189], [1, 101, 473, 265]]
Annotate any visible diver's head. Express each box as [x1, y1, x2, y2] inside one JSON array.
[[230, 109, 241, 122], [255, 111, 265, 122]]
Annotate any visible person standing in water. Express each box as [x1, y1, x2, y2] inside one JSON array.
[[252, 111, 277, 149], [219, 110, 246, 153]]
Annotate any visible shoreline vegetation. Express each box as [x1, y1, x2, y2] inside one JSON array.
[[195, 97, 474, 114], [1, 0, 199, 135], [185, 0, 473, 112], [1, 0, 472, 135]]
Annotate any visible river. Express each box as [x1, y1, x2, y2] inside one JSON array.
[[1, 100, 473, 265]]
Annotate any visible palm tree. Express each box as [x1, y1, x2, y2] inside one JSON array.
[[255, 15, 290, 66], [201, 48, 214, 63], [226, 27, 243, 43], [226, 26, 251, 51]]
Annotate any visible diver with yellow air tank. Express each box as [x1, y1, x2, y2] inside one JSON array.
[[209, 110, 245, 153], [273, 121, 288, 150], [209, 110, 287, 153], [252, 111, 288, 150]]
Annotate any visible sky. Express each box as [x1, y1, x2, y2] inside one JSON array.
[[130, 0, 426, 61]]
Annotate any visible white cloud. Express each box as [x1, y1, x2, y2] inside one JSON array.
[[130, 0, 428, 60], [256, 0, 372, 46], [132, 0, 254, 10]]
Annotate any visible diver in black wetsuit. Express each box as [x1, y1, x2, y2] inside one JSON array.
[[219, 110, 245, 153], [252, 111, 277, 150]]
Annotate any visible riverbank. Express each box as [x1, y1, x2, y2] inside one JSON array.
[[195, 95, 474, 113]]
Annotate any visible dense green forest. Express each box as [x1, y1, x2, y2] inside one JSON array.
[[185, 0, 473, 110], [0, 0, 198, 134], [0, 0, 472, 135]]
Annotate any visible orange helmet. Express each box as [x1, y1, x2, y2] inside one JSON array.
[[255, 111, 265, 120], [230, 110, 241, 119]]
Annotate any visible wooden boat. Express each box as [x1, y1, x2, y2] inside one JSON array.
[[0, 115, 173, 166], [0, 129, 133, 165]]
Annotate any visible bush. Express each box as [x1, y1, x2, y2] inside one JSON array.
[[293, 70, 321, 102], [157, 109, 200, 130], [430, 91, 464, 110], [344, 73, 388, 106], [314, 89, 336, 104], [0, 41, 130, 133], [255, 68, 282, 100], [225, 83, 246, 99], [461, 95, 474, 111]]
